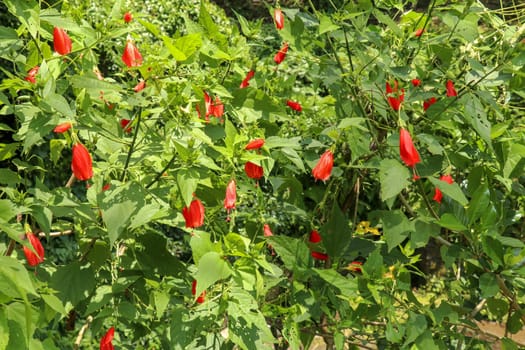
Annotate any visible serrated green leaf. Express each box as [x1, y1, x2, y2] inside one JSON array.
[[381, 210, 413, 252], [194, 251, 231, 298], [319, 14, 340, 34], [438, 213, 467, 231], [102, 200, 136, 244], [177, 169, 199, 207], [379, 159, 410, 201]]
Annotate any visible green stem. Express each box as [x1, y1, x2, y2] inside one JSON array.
[[145, 153, 177, 189], [120, 107, 142, 182]]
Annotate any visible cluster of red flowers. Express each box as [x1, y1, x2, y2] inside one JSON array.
[[386, 79, 458, 112]]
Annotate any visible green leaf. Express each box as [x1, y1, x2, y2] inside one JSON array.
[[466, 183, 490, 225], [194, 251, 231, 297], [463, 94, 492, 149], [374, 9, 402, 36], [314, 268, 357, 295], [320, 203, 351, 259], [437, 213, 467, 231], [479, 272, 499, 298], [40, 93, 74, 118], [154, 291, 170, 318], [190, 232, 221, 264], [363, 248, 383, 279], [428, 177, 468, 206], [0, 200, 16, 221], [381, 210, 413, 252], [404, 312, 427, 345], [318, 14, 340, 35], [0, 307, 8, 350], [102, 200, 136, 244], [41, 294, 66, 315], [379, 159, 411, 201], [50, 262, 96, 308], [267, 236, 310, 271], [503, 143, 525, 178], [177, 168, 199, 207]]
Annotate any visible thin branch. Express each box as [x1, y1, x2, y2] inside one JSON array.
[[37, 230, 73, 238], [120, 107, 142, 182], [65, 173, 76, 188], [73, 315, 93, 350]]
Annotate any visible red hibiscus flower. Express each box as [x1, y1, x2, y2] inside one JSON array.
[[274, 8, 284, 30], [245, 138, 265, 150], [25, 66, 39, 84], [71, 143, 93, 181], [223, 179, 236, 212], [182, 199, 205, 229], [122, 40, 143, 67], [433, 174, 454, 203], [245, 161, 264, 180], [54, 122, 72, 133], [274, 42, 289, 64], [423, 97, 437, 111], [23, 231, 45, 266], [286, 100, 302, 112], [100, 327, 115, 350], [53, 27, 72, 55], [446, 80, 457, 97], [399, 128, 421, 168], [240, 70, 255, 88], [386, 81, 405, 111], [312, 150, 334, 182]]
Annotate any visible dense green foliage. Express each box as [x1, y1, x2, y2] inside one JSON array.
[[0, 0, 524, 349]]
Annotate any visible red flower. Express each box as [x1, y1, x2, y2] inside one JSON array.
[[312, 150, 334, 182], [433, 174, 454, 203], [386, 81, 405, 111], [399, 128, 421, 168], [120, 119, 132, 133], [182, 199, 205, 229], [245, 161, 264, 180], [23, 232, 44, 266], [414, 28, 424, 37], [411, 79, 421, 87], [198, 91, 224, 122], [423, 97, 437, 111], [223, 179, 236, 211], [309, 230, 322, 243], [53, 27, 72, 55], [311, 251, 329, 261], [274, 8, 284, 30], [240, 70, 255, 88], [211, 96, 224, 117], [123, 12, 133, 23], [25, 66, 39, 84], [446, 80, 457, 97], [102, 184, 111, 191], [133, 80, 146, 92], [263, 224, 273, 237], [71, 143, 93, 181], [347, 261, 363, 272], [274, 42, 289, 64], [100, 327, 115, 350], [122, 40, 143, 67], [286, 100, 302, 112], [53, 122, 72, 133], [245, 138, 265, 150], [191, 280, 206, 304]]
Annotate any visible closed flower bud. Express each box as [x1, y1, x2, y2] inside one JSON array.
[[54, 122, 72, 133], [244, 161, 264, 180], [312, 150, 334, 182], [446, 80, 457, 97], [311, 251, 329, 261], [245, 138, 265, 150], [122, 40, 143, 68], [309, 230, 322, 243], [240, 70, 255, 88], [23, 232, 45, 266], [263, 224, 273, 237], [286, 100, 302, 112], [386, 81, 404, 111], [182, 199, 205, 229], [100, 327, 115, 350], [274, 42, 289, 64], [123, 12, 133, 23], [133, 80, 146, 92], [423, 97, 437, 111], [223, 179, 236, 211], [53, 27, 72, 55], [71, 143, 93, 181], [274, 8, 284, 30], [399, 128, 421, 168]]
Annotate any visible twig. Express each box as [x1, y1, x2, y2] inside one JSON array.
[[470, 298, 486, 318], [37, 230, 73, 238], [120, 107, 142, 182], [496, 275, 525, 324], [73, 315, 93, 350], [4, 239, 16, 256], [79, 237, 98, 263], [65, 174, 76, 188]]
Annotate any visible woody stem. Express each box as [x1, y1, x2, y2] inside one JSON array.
[[120, 107, 142, 182]]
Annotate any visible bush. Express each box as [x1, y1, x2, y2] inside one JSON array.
[[0, 0, 524, 348]]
